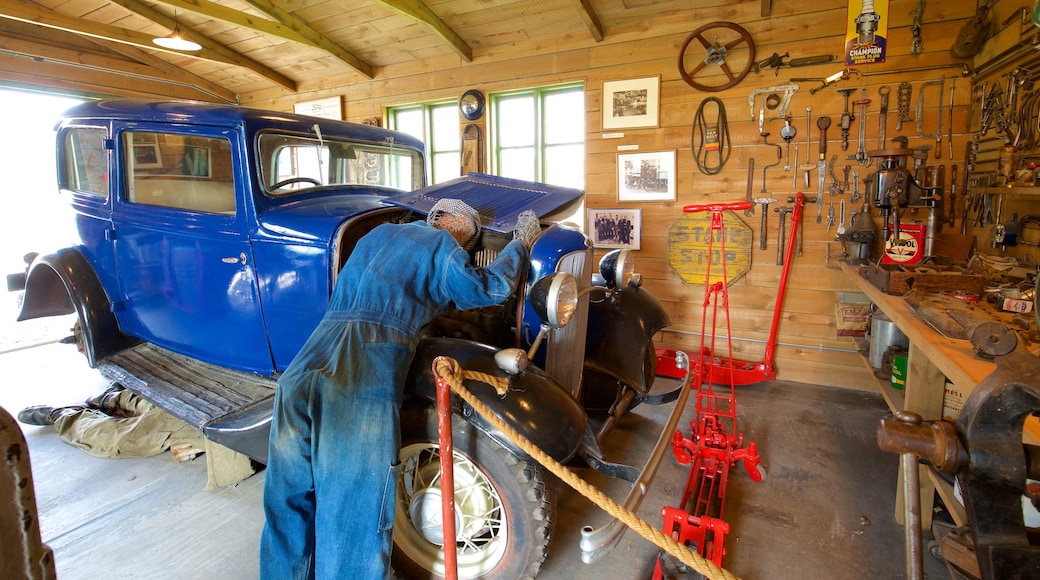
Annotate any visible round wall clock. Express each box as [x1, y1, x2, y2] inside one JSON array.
[[459, 89, 485, 120]]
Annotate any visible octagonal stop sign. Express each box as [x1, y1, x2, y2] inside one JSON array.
[[667, 210, 752, 286]]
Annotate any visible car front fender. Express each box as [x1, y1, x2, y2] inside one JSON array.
[[406, 336, 587, 464], [585, 284, 671, 394], [18, 248, 135, 367]]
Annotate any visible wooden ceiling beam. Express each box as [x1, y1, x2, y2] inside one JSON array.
[[371, 0, 472, 62], [156, 0, 373, 78], [0, 0, 297, 91], [575, 0, 604, 42], [105, 0, 298, 90], [0, 32, 238, 103]]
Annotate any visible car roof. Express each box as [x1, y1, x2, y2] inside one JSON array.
[[58, 99, 425, 151]]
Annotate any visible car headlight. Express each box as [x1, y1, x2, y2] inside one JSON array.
[[599, 249, 636, 289], [530, 273, 578, 328]]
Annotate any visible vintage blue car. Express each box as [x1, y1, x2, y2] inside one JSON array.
[[10, 99, 677, 579]]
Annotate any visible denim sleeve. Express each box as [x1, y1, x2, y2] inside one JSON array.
[[441, 239, 528, 311]]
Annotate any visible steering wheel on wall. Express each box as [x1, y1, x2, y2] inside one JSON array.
[[678, 21, 756, 92]]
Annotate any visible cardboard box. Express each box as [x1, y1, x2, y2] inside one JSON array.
[[943, 379, 967, 422]]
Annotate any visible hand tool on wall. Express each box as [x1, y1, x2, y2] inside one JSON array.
[[816, 116, 831, 223], [744, 158, 756, 216], [793, 143, 800, 188], [878, 85, 890, 148], [897, 82, 912, 131], [775, 205, 792, 265], [948, 164, 958, 227], [828, 155, 843, 195], [910, 0, 925, 55], [836, 198, 847, 237], [761, 143, 782, 194], [791, 68, 861, 95], [754, 52, 836, 75], [755, 197, 777, 250], [947, 78, 956, 160], [780, 116, 796, 171], [854, 88, 872, 166], [917, 79, 944, 159], [851, 170, 861, 203], [826, 202, 836, 232], [837, 88, 856, 152], [748, 82, 800, 123], [961, 145, 971, 234], [843, 165, 851, 193], [798, 107, 816, 189]]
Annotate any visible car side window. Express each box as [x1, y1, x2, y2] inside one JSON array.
[[122, 131, 236, 215], [61, 127, 109, 198]]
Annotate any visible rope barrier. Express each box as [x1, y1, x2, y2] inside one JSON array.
[[432, 357, 743, 580]]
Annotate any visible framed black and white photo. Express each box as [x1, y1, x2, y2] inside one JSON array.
[[617, 150, 676, 202], [294, 96, 342, 120], [602, 76, 659, 130], [588, 208, 641, 250]]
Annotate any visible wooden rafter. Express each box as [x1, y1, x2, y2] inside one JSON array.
[[371, 0, 472, 62], [0, 30, 239, 102], [158, 0, 373, 78], [105, 0, 297, 90], [575, 0, 603, 42], [0, 0, 297, 91]]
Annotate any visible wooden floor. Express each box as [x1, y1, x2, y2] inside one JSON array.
[[0, 293, 947, 579]]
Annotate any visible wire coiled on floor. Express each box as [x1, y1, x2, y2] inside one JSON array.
[[693, 97, 731, 175]]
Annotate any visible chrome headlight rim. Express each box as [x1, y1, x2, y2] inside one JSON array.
[[598, 249, 635, 289], [530, 272, 578, 328]]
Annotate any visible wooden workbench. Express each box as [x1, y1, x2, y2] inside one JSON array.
[[839, 263, 1038, 530]]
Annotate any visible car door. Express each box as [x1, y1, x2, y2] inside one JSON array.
[[110, 125, 274, 373]]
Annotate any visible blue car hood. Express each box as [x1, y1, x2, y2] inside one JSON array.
[[256, 194, 394, 242], [386, 173, 584, 234]]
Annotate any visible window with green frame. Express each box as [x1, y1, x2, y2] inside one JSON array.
[[491, 84, 584, 189], [387, 101, 459, 185]]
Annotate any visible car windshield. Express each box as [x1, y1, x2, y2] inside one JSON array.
[[258, 131, 423, 195]]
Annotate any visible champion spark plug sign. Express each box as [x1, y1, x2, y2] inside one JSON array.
[[844, 0, 888, 66], [667, 211, 752, 286]]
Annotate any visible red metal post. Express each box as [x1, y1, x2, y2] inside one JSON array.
[[433, 358, 458, 580]]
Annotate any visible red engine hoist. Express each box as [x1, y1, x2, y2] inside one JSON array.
[[653, 194, 805, 578]]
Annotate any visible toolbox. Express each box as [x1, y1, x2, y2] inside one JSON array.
[[863, 263, 986, 296]]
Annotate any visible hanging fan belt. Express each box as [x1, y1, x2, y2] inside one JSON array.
[[693, 97, 731, 176]]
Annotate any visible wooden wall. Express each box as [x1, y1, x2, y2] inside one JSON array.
[[242, 0, 998, 391]]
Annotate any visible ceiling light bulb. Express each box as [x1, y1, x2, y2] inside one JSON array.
[[153, 33, 201, 52], [152, 11, 201, 52]]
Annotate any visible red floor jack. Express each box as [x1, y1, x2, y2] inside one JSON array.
[[653, 195, 805, 578], [656, 194, 807, 387]]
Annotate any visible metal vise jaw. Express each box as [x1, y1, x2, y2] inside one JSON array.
[[878, 350, 1040, 579], [748, 82, 800, 123]]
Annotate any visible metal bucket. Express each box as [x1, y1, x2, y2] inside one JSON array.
[[868, 311, 909, 369]]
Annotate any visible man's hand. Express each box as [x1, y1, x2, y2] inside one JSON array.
[[513, 210, 540, 250]]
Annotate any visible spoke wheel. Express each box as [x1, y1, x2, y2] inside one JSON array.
[[678, 21, 756, 92], [393, 405, 554, 579]]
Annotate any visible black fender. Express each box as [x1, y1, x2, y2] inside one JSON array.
[[406, 336, 586, 464], [583, 284, 671, 399], [18, 248, 136, 367]]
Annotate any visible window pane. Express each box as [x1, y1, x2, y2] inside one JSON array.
[[500, 148, 535, 181], [497, 96, 535, 147], [124, 132, 236, 214], [431, 104, 458, 151], [544, 144, 584, 189], [63, 128, 108, 197], [544, 90, 584, 145], [393, 108, 424, 141], [432, 151, 460, 184]]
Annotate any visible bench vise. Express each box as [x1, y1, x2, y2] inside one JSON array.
[[878, 350, 1040, 579]]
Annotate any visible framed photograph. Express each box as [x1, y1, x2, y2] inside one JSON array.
[[589, 208, 641, 250], [602, 76, 659, 130], [294, 96, 342, 120], [617, 150, 676, 202], [132, 133, 162, 169]]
